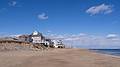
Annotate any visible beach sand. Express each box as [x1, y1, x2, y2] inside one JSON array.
[[0, 48, 120, 67]]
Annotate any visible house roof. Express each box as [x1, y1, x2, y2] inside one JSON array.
[[18, 35, 29, 38], [30, 31, 43, 37]]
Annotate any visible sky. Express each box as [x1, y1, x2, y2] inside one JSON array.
[[0, 0, 120, 48]]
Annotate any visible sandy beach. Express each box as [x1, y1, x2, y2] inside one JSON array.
[[0, 48, 120, 67]]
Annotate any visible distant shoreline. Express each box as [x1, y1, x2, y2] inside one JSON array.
[[89, 49, 120, 58]]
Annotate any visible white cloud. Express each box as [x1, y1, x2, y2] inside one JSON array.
[[38, 13, 48, 20], [8, 1, 17, 7], [106, 34, 119, 41], [86, 4, 113, 15], [0, 1, 21, 13], [106, 34, 118, 38]]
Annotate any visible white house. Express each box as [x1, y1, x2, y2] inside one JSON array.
[[30, 31, 52, 47], [52, 40, 65, 48], [30, 31, 45, 44]]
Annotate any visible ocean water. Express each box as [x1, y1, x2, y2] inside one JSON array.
[[90, 49, 120, 56]]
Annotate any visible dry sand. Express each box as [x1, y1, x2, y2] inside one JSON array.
[[0, 48, 120, 67]]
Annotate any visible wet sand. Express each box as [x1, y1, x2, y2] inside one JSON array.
[[0, 48, 120, 67]]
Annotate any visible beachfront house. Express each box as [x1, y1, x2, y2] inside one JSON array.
[[30, 31, 54, 47], [52, 40, 65, 48], [30, 31, 45, 44], [17, 35, 30, 42]]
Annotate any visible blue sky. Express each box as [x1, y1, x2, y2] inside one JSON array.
[[0, 0, 120, 48]]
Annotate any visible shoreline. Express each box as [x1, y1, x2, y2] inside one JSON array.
[[88, 49, 120, 58]]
